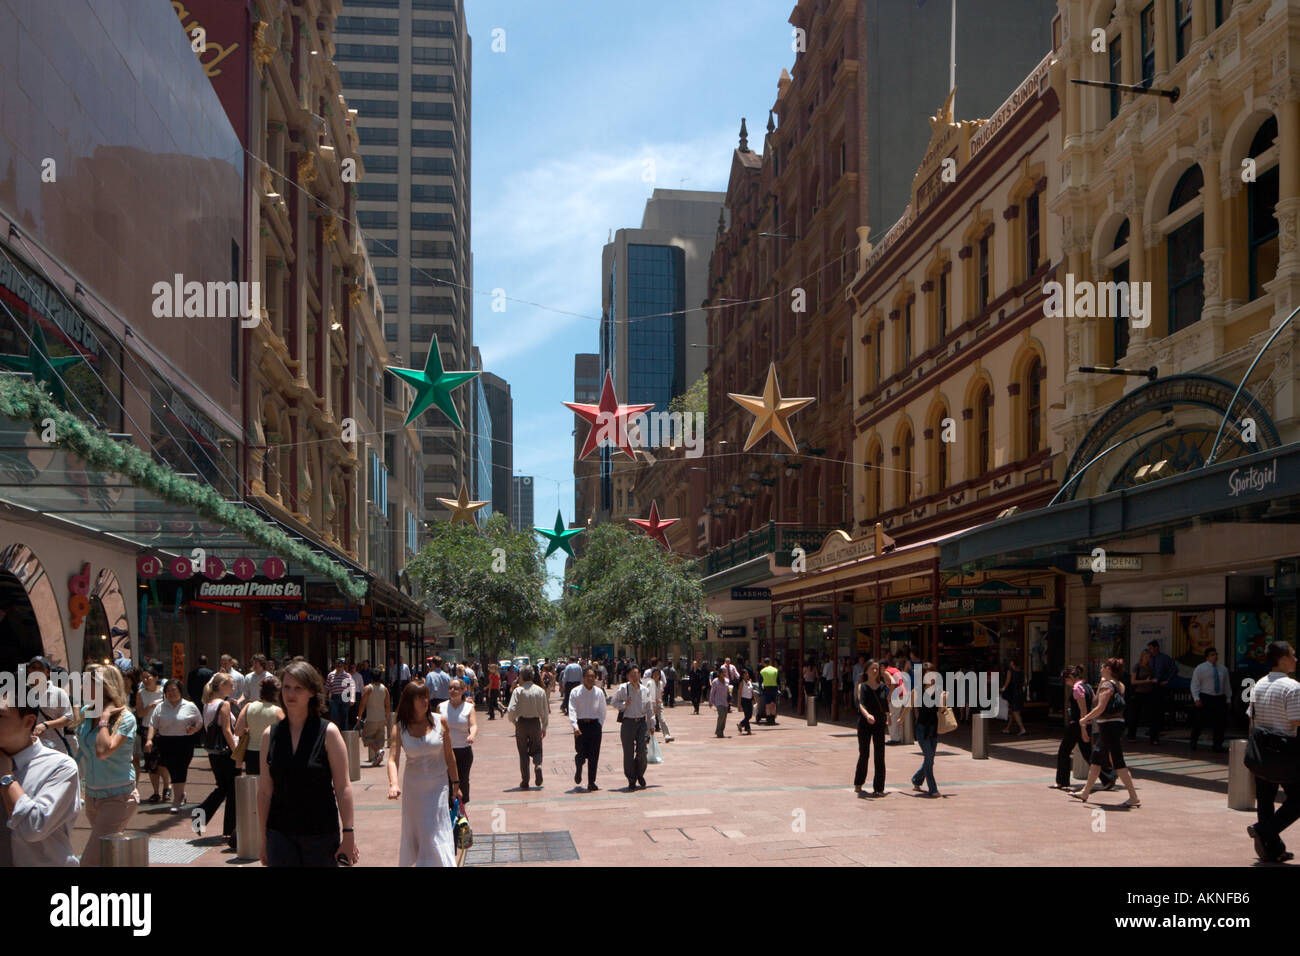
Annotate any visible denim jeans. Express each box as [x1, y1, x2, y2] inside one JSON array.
[[912, 723, 938, 794], [329, 695, 349, 730]]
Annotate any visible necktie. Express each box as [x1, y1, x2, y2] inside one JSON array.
[[1213, 666, 1220, 694]]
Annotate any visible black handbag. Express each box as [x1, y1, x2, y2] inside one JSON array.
[[204, 702, 231, 756], [1245, 727, 1300, 784]]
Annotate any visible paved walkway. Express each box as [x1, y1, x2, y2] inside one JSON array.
[[92, 693, 1260, 867]]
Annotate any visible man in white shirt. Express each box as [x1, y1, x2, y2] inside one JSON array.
[[219, 654, 243, 689], [569, 667, 607, 791], [1189, 647, 1230, 752], [611, 667, 657, 790], [561, 659, 584, 717], [26, 658, 76, 758], [239, 654, 272, 705], [1247, 641, 1300, 862], [0, 691, 81, 866]]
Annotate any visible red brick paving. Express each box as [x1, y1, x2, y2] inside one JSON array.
[[98, 690, 1257, 867]]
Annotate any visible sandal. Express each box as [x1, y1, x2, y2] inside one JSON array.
[[147, 793, 161, 804], [1071, 792, 1089, 802], [1121, 800, 1141, 808], [163, 787, 172, 801]]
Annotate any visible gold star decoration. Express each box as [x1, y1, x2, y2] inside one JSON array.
[[436, 480, 488, 526], [727, 362, 815, 452]]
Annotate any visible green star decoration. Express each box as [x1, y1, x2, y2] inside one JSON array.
[[0, 323, 86, 407], [535, 510, 583, 559], [385, 335, 479, 428]]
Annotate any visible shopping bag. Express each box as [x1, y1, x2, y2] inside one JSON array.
[[647, 735, 663, 764], [937, 707, 958, 735], [996, 698, 1008, 721]]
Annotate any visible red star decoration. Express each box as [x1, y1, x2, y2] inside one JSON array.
[[629, 500, 679, 550], [563, 370, 654, 460]]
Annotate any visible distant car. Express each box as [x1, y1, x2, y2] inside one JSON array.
[[512, 656, 531, 670]]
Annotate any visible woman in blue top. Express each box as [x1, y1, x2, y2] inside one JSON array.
[[76, 663, 138, 866]]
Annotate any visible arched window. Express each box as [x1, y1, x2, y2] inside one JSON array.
[[975, 385, 993, 474], [1167, 165, 1204, 334], [1025, 357, 1042, 454], [930, 405, 950, 493], [1248, 116, 1280, 300], [903, 299, 913, 366], [872, 319, 883, 388], [1111, 220, 1131, 360], [937, 267, 949, 343], [900, 427, 914, 505], [870, 442, 884, 516]]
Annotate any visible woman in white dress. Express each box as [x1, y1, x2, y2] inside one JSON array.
[[387, 678, 460, 867]]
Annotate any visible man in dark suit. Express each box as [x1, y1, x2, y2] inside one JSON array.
[[186, 655, 213, 703]]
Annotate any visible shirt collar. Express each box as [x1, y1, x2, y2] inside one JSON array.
[[11, 737, 43, 772]]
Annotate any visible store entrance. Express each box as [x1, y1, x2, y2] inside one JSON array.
[[0, 543, 69, 674], [0, 571, 47, 676]]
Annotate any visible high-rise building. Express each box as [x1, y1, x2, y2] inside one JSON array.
[[481, 372, 513, 523], [511, 476, 534, 533], [470, 347, 492, 521], [572, 353, 601, 524], [337, 0, 473, 516], [598, 189, 725, 519]]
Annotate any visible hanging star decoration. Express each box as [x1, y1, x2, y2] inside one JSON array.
[[563, 369, 654, 460], [535, 509, 583, 559], [629, 500, 679, 551], [727, 362, 815, 452], [385, 335, 479, 428], [436, 479, 488, 526], [0, 322, 86, 407]]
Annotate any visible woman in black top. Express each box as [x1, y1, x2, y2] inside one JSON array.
[[258, 661, 359, 867], [1001, 658, 1026, 736], [907, 663, 944, 797], [854, 660, 892, 796], [1053, 665, 1117, 791], [1072, 657, 1140, 807]]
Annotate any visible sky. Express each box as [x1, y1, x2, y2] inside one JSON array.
[[464, 0, 797, 595]]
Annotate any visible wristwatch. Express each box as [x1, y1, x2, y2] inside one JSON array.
[[0, 775, 15, 789]]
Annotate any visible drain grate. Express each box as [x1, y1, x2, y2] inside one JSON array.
[[147, 838, 211, 864], [462, 830, 578, 866]]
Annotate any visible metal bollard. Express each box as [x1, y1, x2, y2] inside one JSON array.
[[344, 729, 361, 782], [807, 697, 817, 727], [1228, 738, 1254, 811], [1072, 747, 1089, 780], [971, 712, 989, 759], [901, 706, 915, 746], [235, 775, 260, 860], [100, 831, 149, 866]]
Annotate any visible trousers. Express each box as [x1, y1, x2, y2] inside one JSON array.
[[514, 717, 543, 781], [1256, 778, 1300, 856], [197, 753, 239, 837], [1190, 694, 1227, 748], [855, 720, 887, 792], [911, 723, 938, 794], [715, 704, 729, 736], [575, 719, 602, 786], [81, 790, 139, 866], [620, 717, 648, 783], [1056, 722, 1116, 788], [561, 682, 579, 714]]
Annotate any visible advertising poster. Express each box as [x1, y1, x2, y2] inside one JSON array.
[[1087, 613, 1127, 683], [1234, 611, 1274, 678], [1173, 609, 1218, 686], [1131, 611, 1172, 673]]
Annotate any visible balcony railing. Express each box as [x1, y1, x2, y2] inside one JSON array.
[[704, 521, 833, 577]]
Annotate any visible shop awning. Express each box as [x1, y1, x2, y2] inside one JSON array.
[[0, 386, 368, 600], [939, 442, 1300, 573]]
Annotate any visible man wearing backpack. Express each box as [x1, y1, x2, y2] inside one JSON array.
[[1054, 666, 1116, 790]]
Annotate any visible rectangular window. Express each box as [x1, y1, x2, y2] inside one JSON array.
[[1175, 0, 1192, 60], [1140, 4, 1155, 86], [340, 71, 398, 90], [902, 302, 912, 365], [412, 0, 454, 8], [1025, 193, 1040, 276], [412, 18, 454, 36], [411, 268, 455, 285], [411, 128, 454, 149], [335, 16, 399, 35], [384, 323, 398, 340], [411, 240, 455, 259], [411, 100, 454, 120], [335, 43, 399, 62], [411, 183, 453, 203], [1109, 33, 1123, 119], [409, 351, 427, 370], [347, 0, 398, 8], [358, 126, 397, 146], [373, 266, 398, 284], [349, 98, 398, 118], [1111, 261, 1130, 360], [410, 324, 437, 342], [978, 236, 990, 311], [411, 295, 454, 315], [872, 325, 882, 386], [1215, 0, 1236, 25], [358, 210, 397, 229], [411, 45, 454, 65], [1248, 166, 1280, 299], [411, 74, 453, 93], [360, 153, 397, 173], [411, 156, 454, 176], [358, 182, 398, 202], [383, 294, 398, 312], [411, 212, 453, 231]]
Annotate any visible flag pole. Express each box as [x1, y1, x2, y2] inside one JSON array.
[[950, 0, 957, 115]]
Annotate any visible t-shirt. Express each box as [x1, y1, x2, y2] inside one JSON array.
[[76, 708, 137, 797], [760, 666, 780, 688], [149, 699, 203, 737], [563, 663, 583, 683]]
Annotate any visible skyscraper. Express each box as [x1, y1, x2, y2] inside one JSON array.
[[481, 372, 513, 523], [572, 353, 601, 525], [337, 0, 473, 517], [511, 476, 534, 533]]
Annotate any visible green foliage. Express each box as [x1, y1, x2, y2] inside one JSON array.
[[557, 523, 718, 654], [0, 375, 366, 600], [406, 512, 550, 664], [669, 372, 707, 424]]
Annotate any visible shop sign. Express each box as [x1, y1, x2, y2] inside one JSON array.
[[731, 587, 771, 600], [947, 580, 1044, 599], [139, 554, 288, 581], [806, 524, 896, 573], [171, 642, 185, 680], [1074, 554, 1142, 571], [182, 575, 304, 602], [1227, 459, 1278, 498], [719, 625, 747, 638], [883, 596, 1002, 622], [1162, 584, 1187, 603], [264, 607, 358, 623]]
